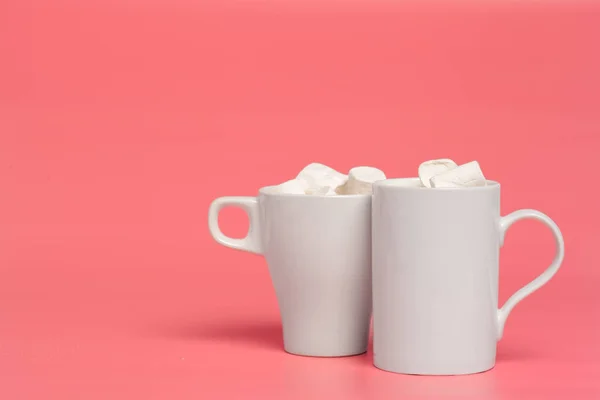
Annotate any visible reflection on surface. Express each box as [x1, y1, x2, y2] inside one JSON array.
[[276, 354, 370, 398], [273, 350, 501, 400], [371, 370, 499, 399]]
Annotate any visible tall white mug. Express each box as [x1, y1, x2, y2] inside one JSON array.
[[372, 178, 564, 375], [208, 187, 372, 357]]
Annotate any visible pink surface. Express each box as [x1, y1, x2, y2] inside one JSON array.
[[1, 1, 600, 399]]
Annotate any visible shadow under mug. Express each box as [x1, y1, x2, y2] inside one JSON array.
[[208, 186, 372, 357], [372, 178, 565, 375]]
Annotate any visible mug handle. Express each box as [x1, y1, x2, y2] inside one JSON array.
[[496, 209, 565, 340], [208, 196, 262, 255]]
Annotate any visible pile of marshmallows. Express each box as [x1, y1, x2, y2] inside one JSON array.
[[272, 159, 486, 195], [273, 164, 386, 195], [418, 159, 487, 188]]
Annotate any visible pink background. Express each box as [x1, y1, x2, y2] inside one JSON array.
[[1, 1, 599, 398]]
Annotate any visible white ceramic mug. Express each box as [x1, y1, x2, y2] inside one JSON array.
[[372, 178, 564, 375], [208, 187, 372, 357]]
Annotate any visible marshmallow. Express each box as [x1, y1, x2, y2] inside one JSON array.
[[341, 166, 386, 195], [276, 179, 310, 194], [296, 163, 348, 196], [323, 187, 338, 196], [418, 159, 458, 188], [429, 161, 486, 188]]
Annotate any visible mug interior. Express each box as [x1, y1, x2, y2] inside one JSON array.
[[259, 185, 371, 198], [375, 178, 499, 190]]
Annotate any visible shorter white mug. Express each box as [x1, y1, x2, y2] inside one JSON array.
[[372, 178, 564, 375], [208, 186, 372, 357]]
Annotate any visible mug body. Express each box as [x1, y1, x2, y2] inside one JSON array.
[[258, 187, 373, 357], [372, 178, 501, 375]]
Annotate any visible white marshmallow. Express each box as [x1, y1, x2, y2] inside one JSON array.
[[323, 187, 338, 196], [276, 179, 310, 194], [429, 161, 487, 188], [296, 163, 348, 196], [418, 158, 458, 188], [342, 166, 386, 195]]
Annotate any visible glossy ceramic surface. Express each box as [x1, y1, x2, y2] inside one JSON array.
[[209, 189, 373, 357], [372, 178, 564, 375]]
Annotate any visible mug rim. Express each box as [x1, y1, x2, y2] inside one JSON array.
[[374, 177, 500, 191], [259, 185, 371, 198]]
